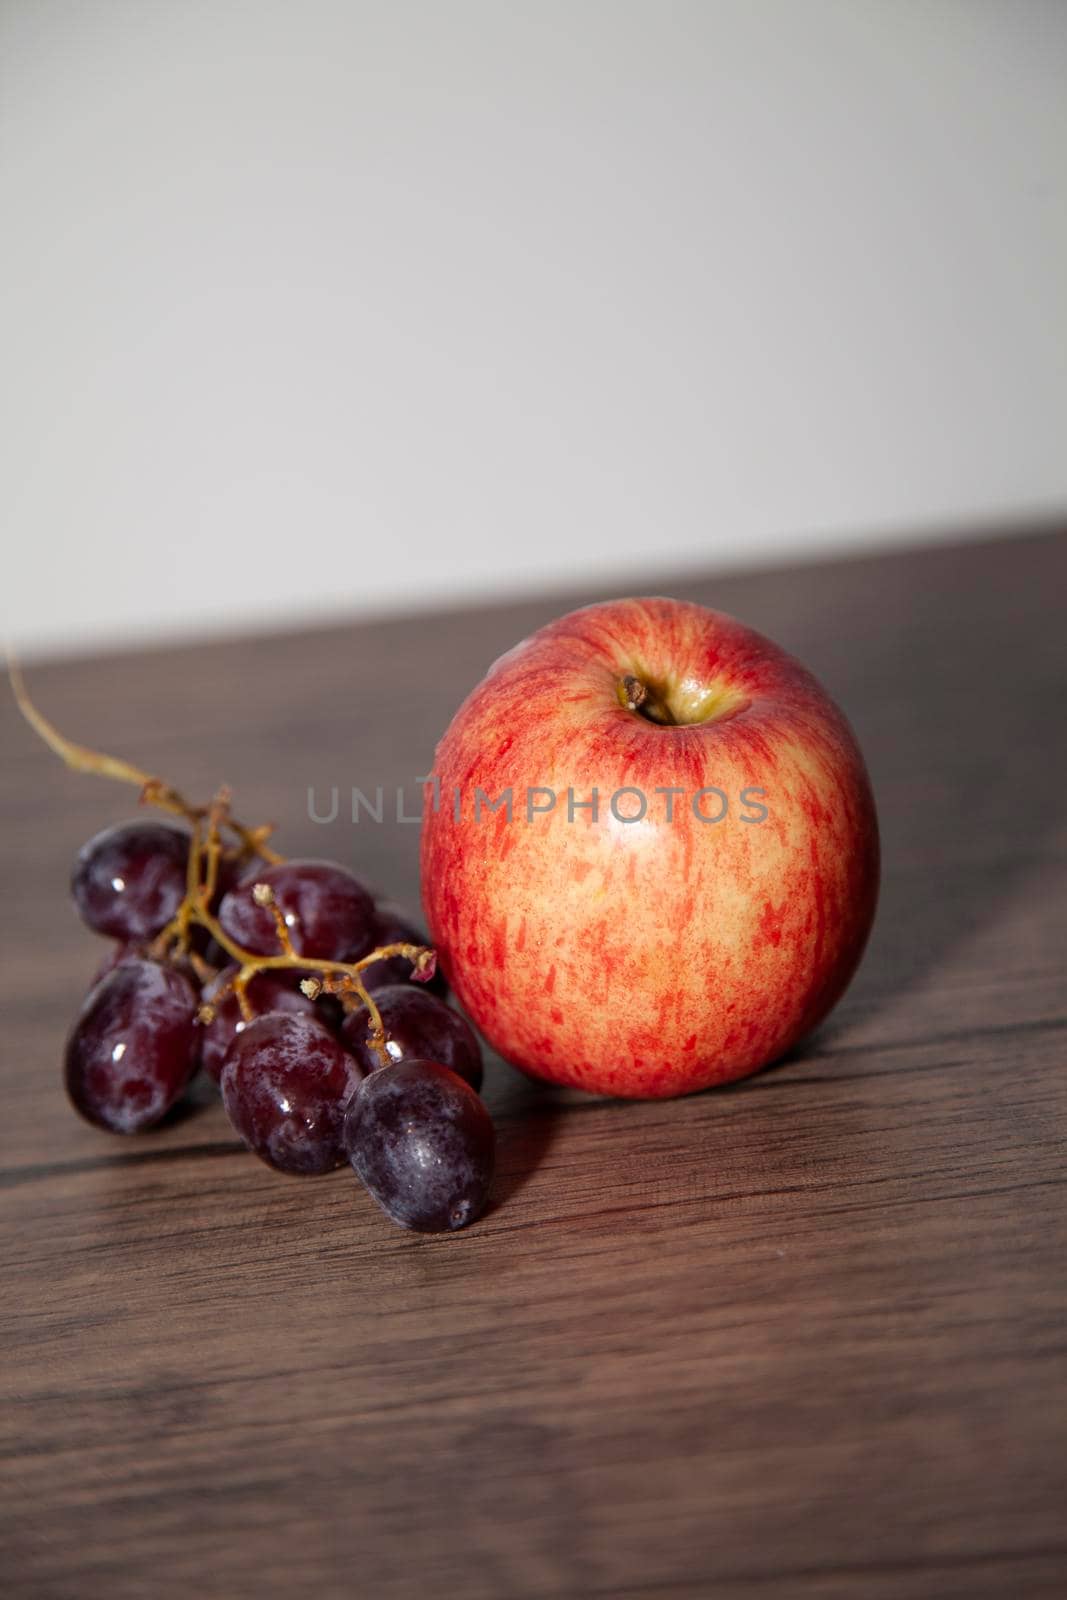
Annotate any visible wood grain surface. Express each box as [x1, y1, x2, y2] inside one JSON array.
[[2, 529, 1066, 1600]]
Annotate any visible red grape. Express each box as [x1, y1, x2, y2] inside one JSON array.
[[198, 965, 332, 1083], [217, 860, 374, 962], [65, 959, 199, 1133], [72, 820, 189, 941], [220, 1012, 362, 1175], [345, 1059, 494, 1231], [341, 985, 483, 1090]]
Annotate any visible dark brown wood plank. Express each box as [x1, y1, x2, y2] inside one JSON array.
[[2, 527, 1066, 1599]]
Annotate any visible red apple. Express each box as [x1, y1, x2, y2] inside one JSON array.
[[420, 598, 879, 1098]]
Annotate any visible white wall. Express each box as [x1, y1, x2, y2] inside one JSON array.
[[2, 0, 1065, 658]]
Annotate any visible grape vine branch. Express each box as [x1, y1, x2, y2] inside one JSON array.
[[9, 658, 436, 1067]]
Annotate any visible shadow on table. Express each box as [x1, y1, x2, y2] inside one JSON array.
[[766, 531, 1066, 1053], [483, 1060, 569, 1213]]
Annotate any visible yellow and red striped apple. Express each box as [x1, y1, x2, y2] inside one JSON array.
[[421, 598, 879, 1098]]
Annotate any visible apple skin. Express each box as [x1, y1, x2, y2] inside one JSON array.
[[420, 598, 879, 1099]]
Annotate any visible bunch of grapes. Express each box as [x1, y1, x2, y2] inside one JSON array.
[[16, 670, 495, 1233]]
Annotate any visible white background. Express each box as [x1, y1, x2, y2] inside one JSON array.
[[2, 0, 1065, 658]]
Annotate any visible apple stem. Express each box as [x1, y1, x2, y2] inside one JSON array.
[[619, 675, 675, 726]]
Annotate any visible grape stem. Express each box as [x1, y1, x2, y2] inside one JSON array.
[[161, 852, 434, 1068], [8, 655, 283, 864], [10, 657, 434, 1068]]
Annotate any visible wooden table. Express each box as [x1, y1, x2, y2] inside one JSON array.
[[3, 529, 1065, 1599]]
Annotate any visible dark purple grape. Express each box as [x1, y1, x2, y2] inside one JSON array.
[[65, 959, 199, 1133], [362, 901, 447, 996], [72, 820, 190, 941], [341, 985, 483, 1091], [217, 860, 374, 963], [344, 1059, 494, 1232], [198, 965, 333, 1083], [220, 1012, 362, 1175], [93, 859, 242, 976]]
